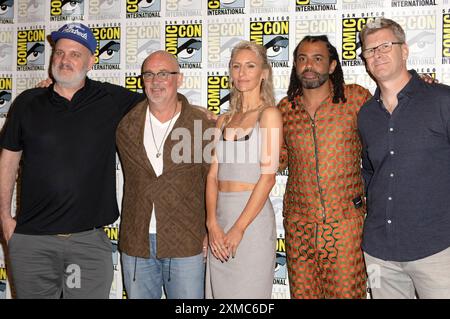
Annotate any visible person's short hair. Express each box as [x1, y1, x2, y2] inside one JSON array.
[[360, 17, 406, 47]]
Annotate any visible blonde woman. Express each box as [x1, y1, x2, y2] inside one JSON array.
[[205, 41, 283, 299]]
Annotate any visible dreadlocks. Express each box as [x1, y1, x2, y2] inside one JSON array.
[[287, 35, 346, 105]]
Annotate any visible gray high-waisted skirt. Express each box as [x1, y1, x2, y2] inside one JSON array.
[[205, 191, 276, 299]]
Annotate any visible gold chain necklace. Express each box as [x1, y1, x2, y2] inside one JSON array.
[[149, 104, 178, 158]]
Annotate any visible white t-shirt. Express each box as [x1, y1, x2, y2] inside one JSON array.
[[143, 107, 180, 234]]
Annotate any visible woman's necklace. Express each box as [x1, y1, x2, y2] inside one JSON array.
[[236, 104, 263, 124]]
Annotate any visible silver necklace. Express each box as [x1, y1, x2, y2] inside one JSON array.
[[149, 104, 178, 158]]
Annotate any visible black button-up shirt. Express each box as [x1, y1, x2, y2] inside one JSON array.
[[358, 70, 450, 261]]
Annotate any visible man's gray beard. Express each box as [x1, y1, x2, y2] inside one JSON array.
[[298, 72, 329, 89], [52, 65, 87, 89]]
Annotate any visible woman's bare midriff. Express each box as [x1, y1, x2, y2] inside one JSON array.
[[218, 180, 256, 192]]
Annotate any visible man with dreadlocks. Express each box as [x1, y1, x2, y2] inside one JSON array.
[[277, 35, 371, 298]]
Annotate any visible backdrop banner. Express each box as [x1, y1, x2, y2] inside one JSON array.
[[0, 0, 446, 299]]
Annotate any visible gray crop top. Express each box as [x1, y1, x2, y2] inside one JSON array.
[[216, 121, 262, 184]]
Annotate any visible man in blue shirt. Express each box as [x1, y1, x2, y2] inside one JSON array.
[[358, 17, 450, 298]]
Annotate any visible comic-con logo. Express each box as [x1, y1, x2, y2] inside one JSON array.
[[0, 76, 12, 116], [91, 72, 121, 86], [17, 28, 45, 71], [180, 73, 201, 107], [416, 67, 436, 80], [18, 0, 45, 23], [50, 0, 84, 21], [166, 22, 202, 69], [344, 69, 376, 92], [443, 12, 450, 64], [391, 0, 436, 7], [0, 0, 13, 23], [208, 20, 244, 68], [104, 227, 119, 270], [396, 14, 435, 66], [0, 266, 7, 299], [441, 66, 450, 85], [15, 73, 46, 96], [207, 73, 229, 115], [125, 23, 161, 70], [0, 29, 12, 71], [250, 0, 289, 14], [125, 73, 144, 93], [272, 70, 289, 103], [341, 16, 377, 66], [342, 0, 380, 10], [274, 237, 287, 284], [296, 0, 337, 12], [295, 15, 336, 46], [166, 0, 202, 17], [207, 0, 244, 15], [92, 25, 121, 70], [126, 0, 161, 18], [90, 0, 120, 20], [250, 18, 289, 68]]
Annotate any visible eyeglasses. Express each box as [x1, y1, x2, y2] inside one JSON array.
[[142, 71, 179, 81], [361, 41, 403, 59]]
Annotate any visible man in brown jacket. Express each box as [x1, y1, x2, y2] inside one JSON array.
[[116, 51, 214, 299]]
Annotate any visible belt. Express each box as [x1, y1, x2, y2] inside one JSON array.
[[56, 226, 103, 238]]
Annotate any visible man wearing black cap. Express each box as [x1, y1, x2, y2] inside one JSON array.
[[0, 23, 143, 298]]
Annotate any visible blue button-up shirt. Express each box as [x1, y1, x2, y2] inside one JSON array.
[[358, 70, 450, 261]]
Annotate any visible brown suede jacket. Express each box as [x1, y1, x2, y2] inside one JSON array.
[[116, 93, 215, 258]]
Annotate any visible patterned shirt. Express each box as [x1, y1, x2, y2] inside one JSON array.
[[278, 84, 371, 223]]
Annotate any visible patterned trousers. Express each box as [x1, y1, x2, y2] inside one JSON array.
[[284, 216, 367, 299]]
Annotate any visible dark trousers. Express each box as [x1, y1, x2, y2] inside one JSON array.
[[8, 228, 113, 299]]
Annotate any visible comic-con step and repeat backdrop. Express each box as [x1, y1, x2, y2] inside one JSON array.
[[0, 0, 449, 299]]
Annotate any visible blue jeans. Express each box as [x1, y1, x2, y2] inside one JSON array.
[[121, 234, 205, 299]]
